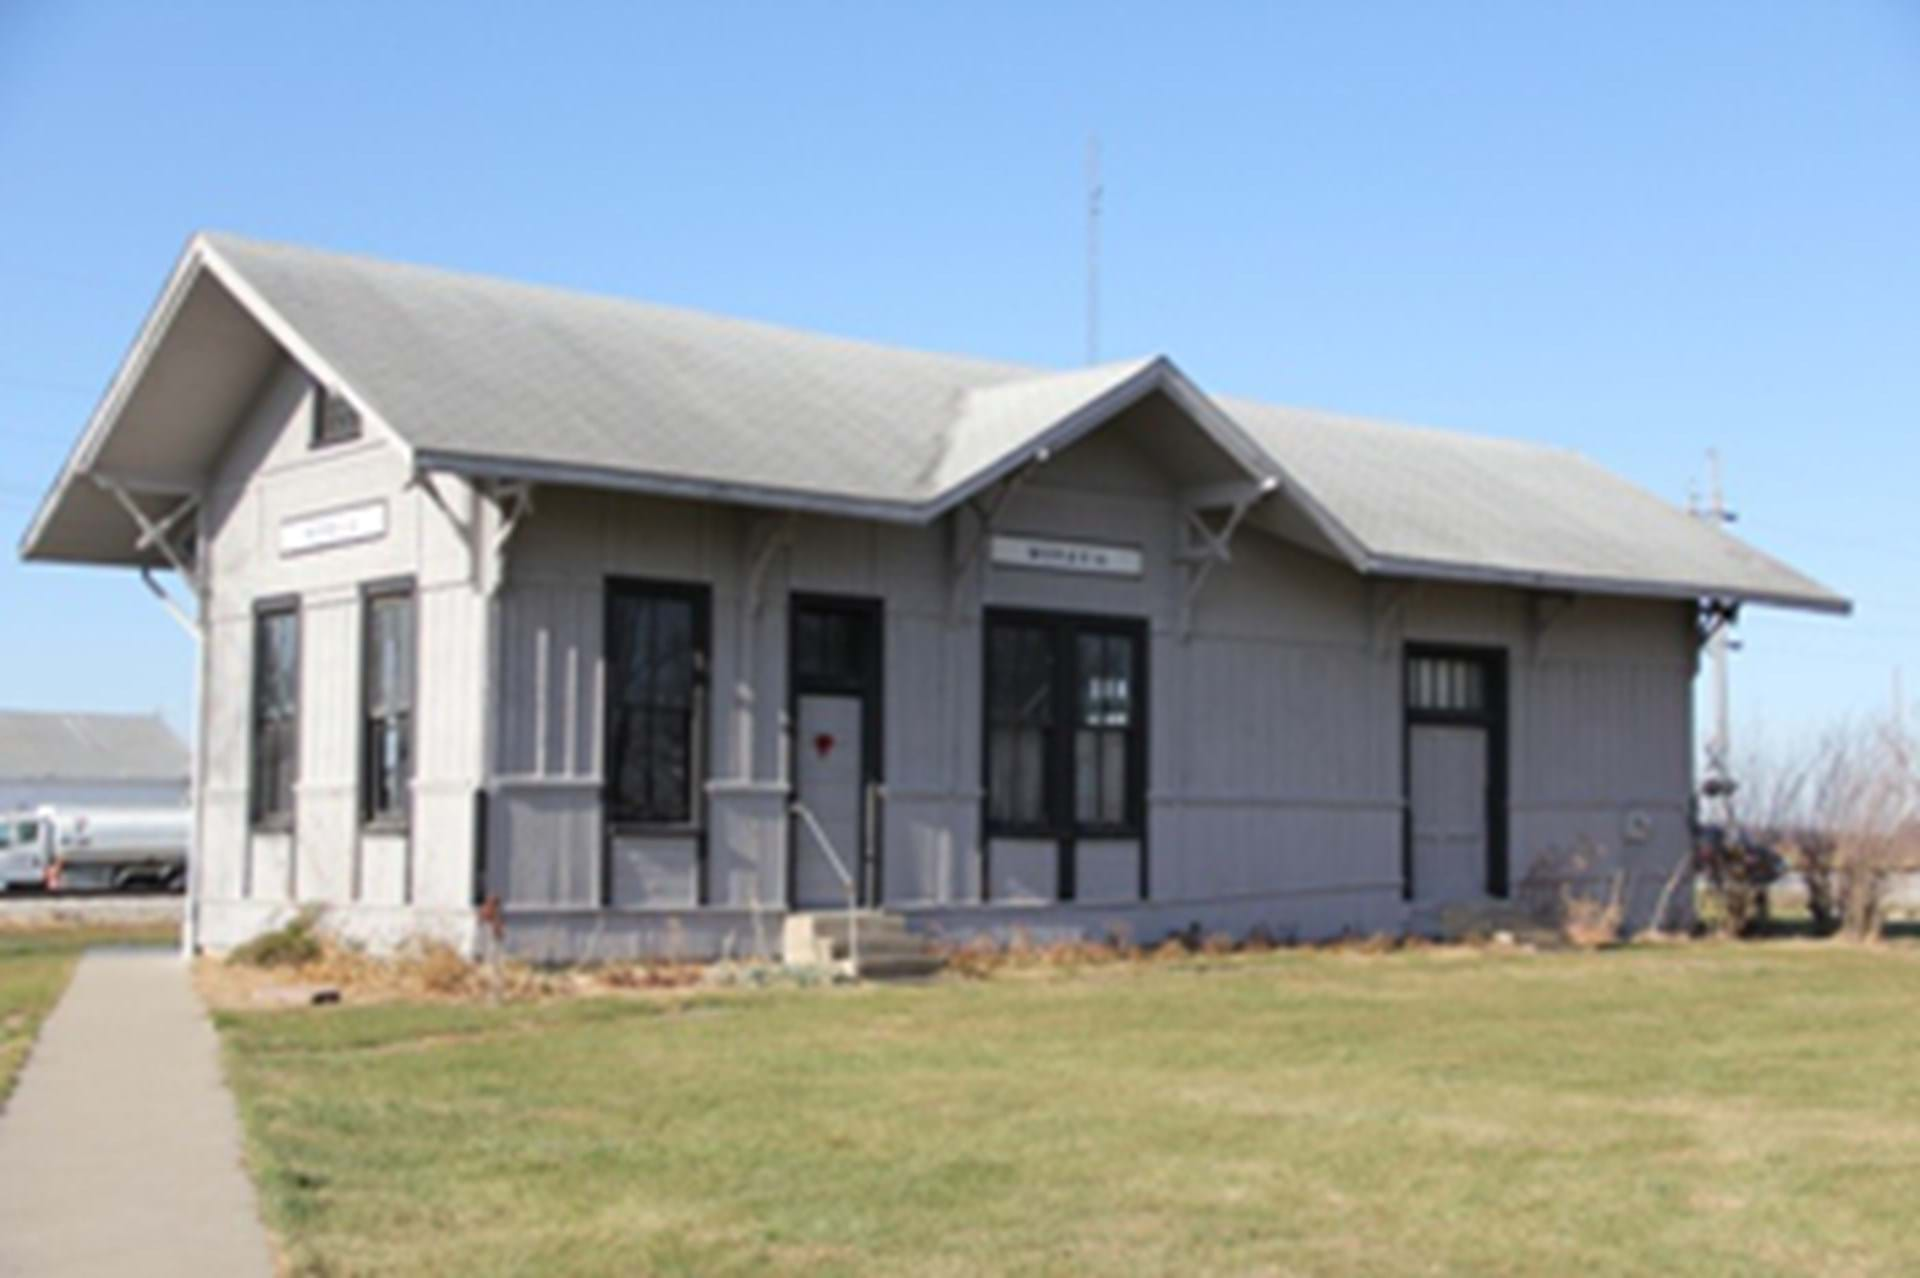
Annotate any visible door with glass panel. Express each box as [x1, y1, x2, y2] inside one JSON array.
[[1404, 647, 1507, 902], [790, 597, 882, 908]]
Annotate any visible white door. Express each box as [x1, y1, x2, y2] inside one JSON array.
[[1409, 724, 1489, 903], [794, 694, 865, 909]]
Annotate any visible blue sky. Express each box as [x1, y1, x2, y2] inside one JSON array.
[[1, 2, 1914, 757]]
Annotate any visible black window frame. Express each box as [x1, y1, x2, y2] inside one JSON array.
[[359, 578, 417, 831], [602, 577, 711, 832], [310, 381, 362, 448], [983, 609, 1148, 844], [250, 596, 302, 831]]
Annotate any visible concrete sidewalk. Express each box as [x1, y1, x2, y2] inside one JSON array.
[[0, 949, 275, 1277]]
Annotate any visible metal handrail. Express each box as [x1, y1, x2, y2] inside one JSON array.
[[790, 799, 859, 975]]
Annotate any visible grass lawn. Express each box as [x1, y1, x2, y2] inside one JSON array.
[[0, 921, 178, 1103], [218, 943, 1920, 1277]]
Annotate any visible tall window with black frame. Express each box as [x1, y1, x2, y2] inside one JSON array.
[[251, 603, 300, 828], [605, 582, 708, 827], [985, 613, 1143, 841], [362, 588, 415, 826]]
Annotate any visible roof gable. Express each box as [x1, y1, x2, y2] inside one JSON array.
[[0, 711, 188, 785], [20, 233, 1848, 614]]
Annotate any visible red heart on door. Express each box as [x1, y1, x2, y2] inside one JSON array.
[[814, 733, 835, 758]]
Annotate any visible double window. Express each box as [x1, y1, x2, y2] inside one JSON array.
[[985, 611, 1145, 837], [250, 601, 301, 828], [249, 586, 416, 833], [605, 580, 710, 827], [361, 585, 415, 827]]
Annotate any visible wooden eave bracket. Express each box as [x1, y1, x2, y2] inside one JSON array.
[[948, 450, 1050, 619], [1175, 477, 1275, 640], [1528, 591, 1579, 663], [745, 512, 796, 619], [1696, 599, 1740, 649], [488, 479, 535, 554], [92, 475, 203, 636], [411, 470, 534, 591], [1369, 579, 1422, 659]]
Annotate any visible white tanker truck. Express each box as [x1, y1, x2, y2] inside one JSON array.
[[0, 805, 189, 893]]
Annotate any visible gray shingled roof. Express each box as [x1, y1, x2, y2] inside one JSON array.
[[207, 233, 1039, 506], [0, 711, 188, 784], [1222, 398, 1841, 609], [21, 233, 1846, 613]]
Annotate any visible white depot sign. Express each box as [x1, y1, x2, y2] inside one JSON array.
[[279, 499, 388, 557], [989, 534, 1144, 578]]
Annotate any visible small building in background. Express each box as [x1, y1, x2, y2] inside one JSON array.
[[0, 710, 189, 811]]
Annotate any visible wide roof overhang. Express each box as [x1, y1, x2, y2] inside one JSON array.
[[19, 233, 1851, 617]]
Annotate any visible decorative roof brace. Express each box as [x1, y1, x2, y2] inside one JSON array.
[[1527, 591, 1579, 664], [1176, 476, 1277, 640], [735, 512, 796, 781], [947, 447, 1051, 621], [1696, 598, 1740, 648], [91, 475, 202, 638], [411, 470, 534, 591], [1369, 579, 1422, 660]]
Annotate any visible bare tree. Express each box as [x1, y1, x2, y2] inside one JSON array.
[[1741, 713, 1920, 941]]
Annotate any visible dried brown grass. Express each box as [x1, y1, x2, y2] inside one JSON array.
[[202, 929, 707, 1010], [1558, 874, 1627, 949], [935, 922, 1437, 978]]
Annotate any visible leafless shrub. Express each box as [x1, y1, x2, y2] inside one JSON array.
[[1558, 874, 1626, 948], [1732, 712, 1920, 941], [1242, 924, 1279, 954], [1516, 839, 1627, 945]]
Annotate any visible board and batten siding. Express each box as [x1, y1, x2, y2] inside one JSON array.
[[484, 410, 1698, 955], [189, 368, 1697, 959], [194, 357, 485, 953]]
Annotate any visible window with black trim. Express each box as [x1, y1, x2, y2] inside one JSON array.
[[1407, 655, 1486, 714], [793, 606, 871, 690], [987, 621, 1054, 828], [311, 384, 361, 448], [605, 581, 709, 827], [362, 586, 415, 827], [251, 602, 300, 827], [986, 612, 1144, 836]]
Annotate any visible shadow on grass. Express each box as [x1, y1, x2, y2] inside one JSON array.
[[1744, 915, 1920, 942]]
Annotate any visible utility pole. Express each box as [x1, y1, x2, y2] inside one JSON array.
[[1694, 449, 1738, 827], [1086, 135, 1101, 367]]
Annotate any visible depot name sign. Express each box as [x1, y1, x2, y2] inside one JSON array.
[[279, 499, 388, 557], [989, 534, 1143, 578]]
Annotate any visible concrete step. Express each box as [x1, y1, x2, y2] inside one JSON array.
[[781, 909, 945, 980], [821, 934, 932, 961], [806, 912, 910, 944]]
